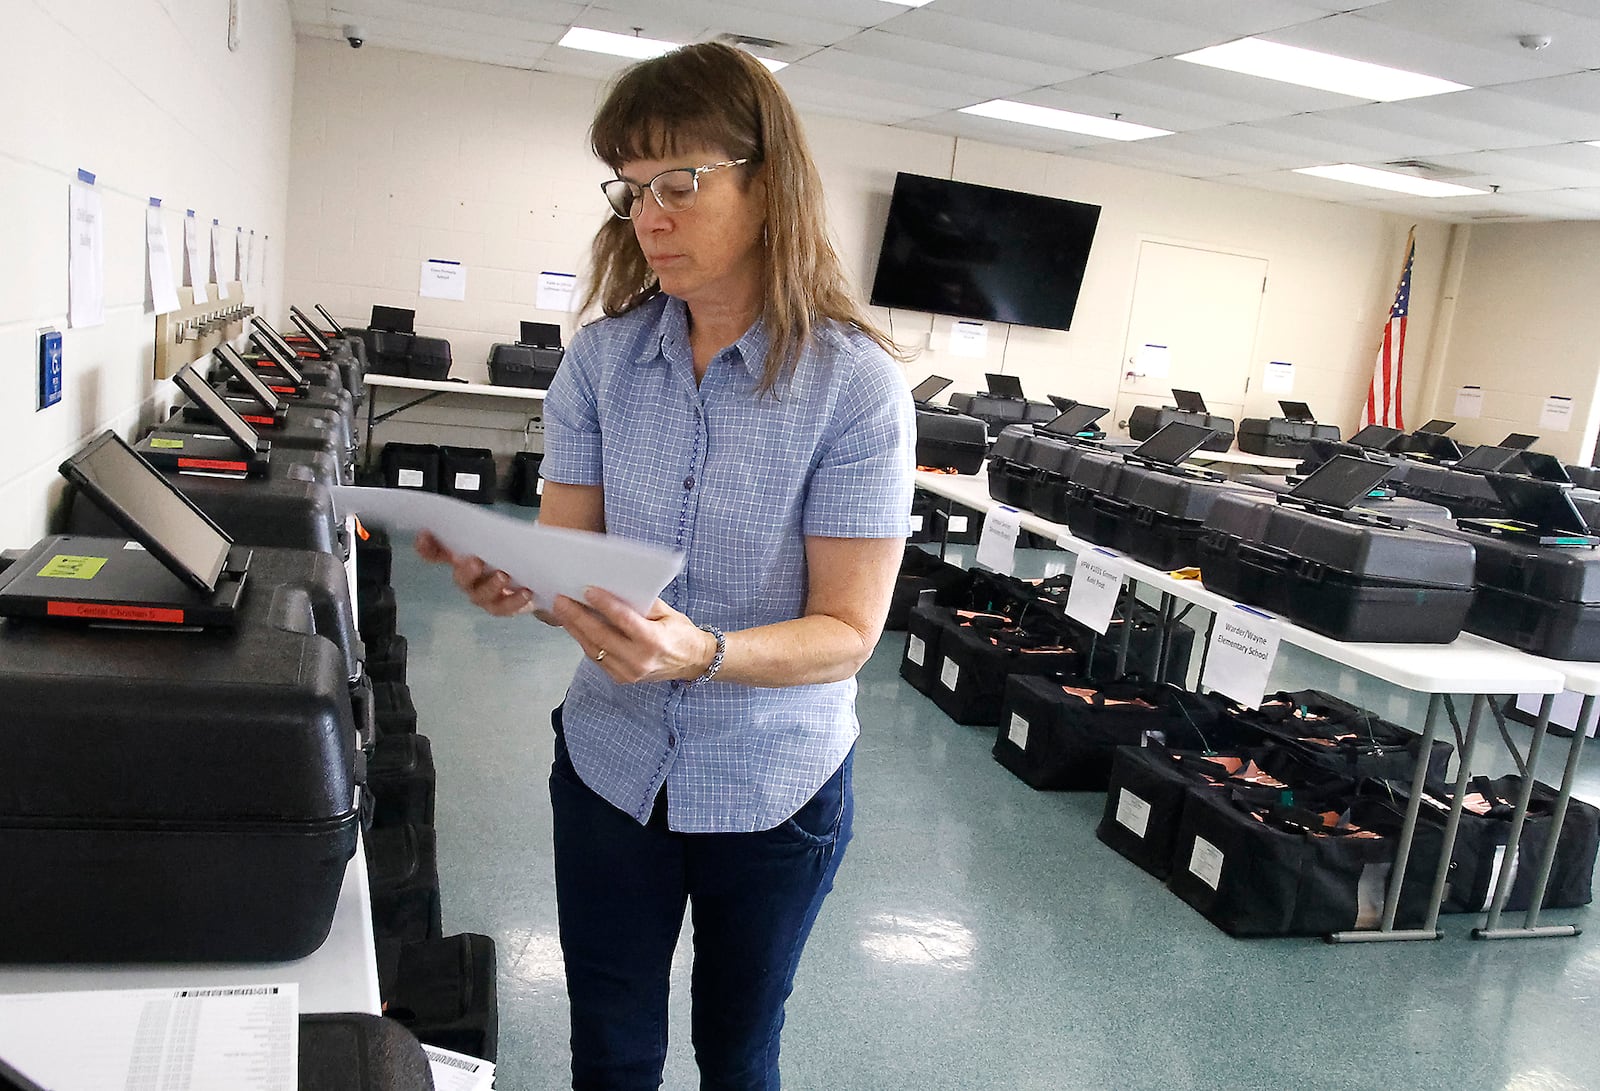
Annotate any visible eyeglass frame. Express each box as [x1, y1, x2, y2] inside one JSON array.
[[601, 158, 754, 220]]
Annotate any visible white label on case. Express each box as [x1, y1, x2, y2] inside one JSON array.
[[397, 468, 424, 488], [911, 514, 924, 532], [907, 635, 926, 666], [536, 478, 545, 496], [1008, 713, 1029, 750], [1116, 790, 1152, 838], [123, 541, 146, 551], [454, 472, 481, 491], [1189, 837, 1224, 890], [941, 657, 959, 691], [949, 515, 969, 534]]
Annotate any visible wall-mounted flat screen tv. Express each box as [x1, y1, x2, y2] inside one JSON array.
[[869, 172, 1102, 331]]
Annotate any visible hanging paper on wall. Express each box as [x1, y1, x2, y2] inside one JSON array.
[[184, 210, 208, 304], [244, 230, 257, 285], [235, 226, 246, 282], [1540, 395, 1574, 432], [68, 169, 105, 328], [1263, 360, 1294, 394], [536, 271, 577, 311], [1454, 386, 1483, 420], [949, 320, 988, 358], [145, 199, 180, 315], [1134, 343, 1171, 379], [421, 258, 467, 301], [211, 220, 230, 300]]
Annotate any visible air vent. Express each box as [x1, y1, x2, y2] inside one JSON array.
[[1471, 212, 1533, 221], [715, 31, 785, 50], [1383, 159, 1476, 180]]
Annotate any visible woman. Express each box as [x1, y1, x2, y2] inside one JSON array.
[[419, 42, 914, 1090]]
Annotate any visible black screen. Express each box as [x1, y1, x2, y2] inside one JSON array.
[[1048, 395, 1077, 412], [1456, 445, 1519, 474], [1405, 432, 1462, 461], [1171, 389, 1208, 413], [60, 432, 232, 591], [314, 303, 343, 335], [1041, 404, 1108, 437], [910, 375, 952, 403], [1278, 400, 1314, 422], [1418, 419, 1455, 434], [1131, 421, 1215, 466], [1487, 474, 1589, 533], [289, 306, 332, 352], [1502, 432, 1539, 450], [172, 365, 259, 454], [249, 328, 306, 385], [1517, 451, 1571, 484], [371, 305, 416, 334], [214, 344, 282, 412], [869, 173, 1100, 331], [1286, 455, 1393, 509], [520, 321, 562, 348], [984, 373, 1024, 399], [1350, 424, 1403, 450]]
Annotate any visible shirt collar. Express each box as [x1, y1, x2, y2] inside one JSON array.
[[633, 294, 767, 378]]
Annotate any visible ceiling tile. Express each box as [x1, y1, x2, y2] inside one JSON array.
[[329, 1, 566, 43], [797, 44, 1032, 102], [1419, 145, 1600, 191], [1023, 80, 1246, 134], [1066, 137, 1267, 178], [930, 0, 1232, 57], [1068, 0, 1341, 38], [881, 8, 1153, 72], [584, 0, 866, 47], [835, 28, 1085, 89], [1242, 110, 1489, 161], [898, 112, 1107, 156], [776, 64, 978, 112], [1352, 0, 1600, 73]]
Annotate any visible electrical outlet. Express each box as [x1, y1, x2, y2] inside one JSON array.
[[525, 415, 544, 437]]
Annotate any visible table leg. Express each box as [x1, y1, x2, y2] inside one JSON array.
[[1114, 581, 1135, 678], [362, 385, 379, 475], [1155, 592, 1176, 686], [1473, 692, 1592, 941], [1475, 694, 1554, 934]]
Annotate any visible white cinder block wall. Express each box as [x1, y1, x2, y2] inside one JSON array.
[[0, 0, 296, 546], [285, 40, 1460, 451]]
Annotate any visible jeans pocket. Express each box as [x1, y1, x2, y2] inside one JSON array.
[[776, 753, 852, 846]]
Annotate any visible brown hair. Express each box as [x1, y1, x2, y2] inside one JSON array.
[[583, 41, 900, 392]]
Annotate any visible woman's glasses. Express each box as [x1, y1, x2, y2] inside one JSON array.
[[601, 159, 752, 220]]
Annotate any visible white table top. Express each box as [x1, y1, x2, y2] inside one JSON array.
[[0, 839, 381, 1015], [915, 469, 1566, 697], [367, 373, 547, 401], [1185, 449, 1303, 472]]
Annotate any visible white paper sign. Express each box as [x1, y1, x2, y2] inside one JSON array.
[[1200, 605, 1281, 709], [1008, 712, 1030, 751], [145, 203, 180, 315], [949, 320, 988, 358], [975, 505, 1022, 574], [68, 176, 105, 328], [907, 634, 926, 666], [940, 657, 960, 691], [235, 225, 246, 281], [1263, 360, 1294, 394], [424, 1044, 496, 1091], [421, 258, 468, 300], [537, 270, 578, 311], [1541, 395, 1574, 432], [245, 229, 257, 285], [1189, 836, 1225, 890], [185, 211, 208, 303], [1134, 343, 1171, 379], [1454, 385, 1483, 420], [211, 222, 230, 299], [1066, 547, 1125, 634], [1116, 789, 1152, 838]]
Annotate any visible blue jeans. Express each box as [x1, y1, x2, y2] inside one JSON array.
[[549, 710, 854, 1091]]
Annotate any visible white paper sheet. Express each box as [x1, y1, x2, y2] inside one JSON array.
[[974, 505, 1020, 574], [1454, 385, 1483, 420], [68, 178, 105, 328], [948, 320, 987, 358], [424, 1044, 497, 1090], [333, 486, 683, 613], [537, 270, 578, 311], [1263, 360, 1294, 394], [244, 229, 256, 285], [1200, 605, 1281, 709], [146, 204, 180, 315], [185, 212, 208, 303], [421, 259, 468, 300], [1134, 343, 1170, 379], [1541, 395, 1574, 432], [0, 984, 297, 1091], [211, 222, 230, 299], [1065, 547, 1125, 635], [234, 226, 245, 282]]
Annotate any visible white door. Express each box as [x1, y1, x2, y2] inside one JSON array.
[[1113, 241, 1268, 436]]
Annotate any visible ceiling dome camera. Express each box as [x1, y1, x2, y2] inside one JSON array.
[[343, 24, 365, 48]]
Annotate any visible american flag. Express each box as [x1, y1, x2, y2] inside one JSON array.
[[1362, 229, 1414, 430]]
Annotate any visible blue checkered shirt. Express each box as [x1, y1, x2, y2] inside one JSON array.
[[540, 294, 915, 832]]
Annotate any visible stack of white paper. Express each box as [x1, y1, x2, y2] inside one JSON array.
[[424, 1043, 497, 1089]]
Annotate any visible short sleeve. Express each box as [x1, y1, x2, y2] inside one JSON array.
[[540, 331, 604, 486], [802, 341, 916, 538]]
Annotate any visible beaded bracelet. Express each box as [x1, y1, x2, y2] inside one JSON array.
[[689, 625, 726, 686]]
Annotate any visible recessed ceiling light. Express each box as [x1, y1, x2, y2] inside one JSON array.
[[1177, 37, 1469, 101], [558, 27, 676, 60], [959, 100, 1172, 141], [753, 56, 788, 72], [1294, 164, 1487, 197], [878, 0, 937, 6], [1585, 141, 1600, 149]]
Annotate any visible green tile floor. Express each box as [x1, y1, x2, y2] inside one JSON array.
[[391, 524, 1600, 1091]]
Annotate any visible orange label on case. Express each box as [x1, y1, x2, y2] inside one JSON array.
[[177, 458, 247, 472], [242, 415, 274, 426], [47, 601, 185, 624]]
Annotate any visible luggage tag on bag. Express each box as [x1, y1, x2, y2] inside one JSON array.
[[1065, 547, 1125, 635], [1201, 604, 1281, 710]]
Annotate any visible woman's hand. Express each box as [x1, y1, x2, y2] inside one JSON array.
[[414, 530, 539, 619], [551, 587, 718, 685]]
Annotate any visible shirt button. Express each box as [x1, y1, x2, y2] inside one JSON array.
[[667, 734, 678, 748], [683, 475, 695, 490]]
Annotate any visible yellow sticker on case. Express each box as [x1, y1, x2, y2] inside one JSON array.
[[38, 554, 108, 580]]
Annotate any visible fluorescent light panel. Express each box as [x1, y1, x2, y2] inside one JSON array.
[[960, 100, 1172, 141], [878, 1, 938, 6], [557, 26, 785, 70], [1586, 141, 1600, 149], [1294, 164, 1487, 198], [1177, 37, 1469, 102]]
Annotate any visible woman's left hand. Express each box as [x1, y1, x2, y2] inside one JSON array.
[[551, 587, 717, 685]]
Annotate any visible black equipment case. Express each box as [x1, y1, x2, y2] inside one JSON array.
[[947, 393, 1057, 438], [1235, 474, 1455, 527], [0, 581, 360, 962], [378, 932, 500, 1062], [488, 343, 561, 388], [1080, 464, 1267, 570], [1127, 406, 1235, 452], [1237, 417, 1341, 458], [1198, 489, 1478, 643], [1391, 462, 1503, 518], [914, 406, 987, 474], [298, 1013, 434, 1091]]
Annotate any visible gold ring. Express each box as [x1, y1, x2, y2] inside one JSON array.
[[593, 648, 607, 663]]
